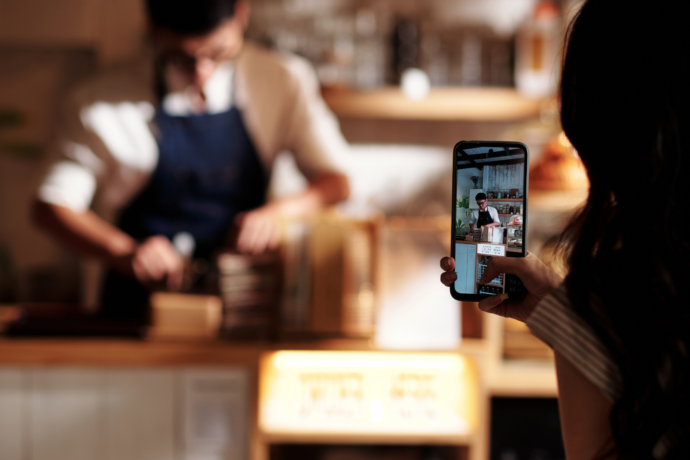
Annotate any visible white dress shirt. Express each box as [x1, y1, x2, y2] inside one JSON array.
[[38, 41, 348, 222]]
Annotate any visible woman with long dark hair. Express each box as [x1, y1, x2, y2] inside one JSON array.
[[441, 0, 690, 458]]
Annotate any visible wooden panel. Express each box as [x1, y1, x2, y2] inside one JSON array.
[[309, 217, 344, 334], [461, 302, 483, 340], [97, 0, 146, 66], [341, 220, 377, 337], [29, 369, 104, 460], [181, 369, 249, 460], [103, 370, 176, 460], [482, 164, 525, 193], [0, 368, 24, 460], [0, 0, 100, 45], [136, 371, 176, 460]]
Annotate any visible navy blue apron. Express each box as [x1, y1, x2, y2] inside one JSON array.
[[477, 209, 495, 228], [100, 105, 266, 320]]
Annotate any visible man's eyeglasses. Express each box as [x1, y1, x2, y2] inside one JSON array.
[[162, 51, 224, 71]]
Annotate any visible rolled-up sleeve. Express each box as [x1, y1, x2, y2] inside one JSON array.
[[36, 90, 104, 212], [38, 156, 96, 212], [282, 57, 348, 180], [490, 207, 500, 223], [527, 284, 623, 402]]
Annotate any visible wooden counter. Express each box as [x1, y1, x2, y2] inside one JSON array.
[[0, 337, 486, 366], [0, 335, 553, 396], [0, 334, 554, 460]]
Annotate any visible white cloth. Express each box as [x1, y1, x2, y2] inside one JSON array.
[[37, 41, 348, 219], [469, 206, 500, 226]]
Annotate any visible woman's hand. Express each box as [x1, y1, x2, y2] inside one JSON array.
[[440, 252, 563, 323]]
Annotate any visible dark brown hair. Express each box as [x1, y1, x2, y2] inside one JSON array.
[[146, 0, 239, 35], [560, 0, 690, 457]]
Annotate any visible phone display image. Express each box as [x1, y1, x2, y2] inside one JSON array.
[[452, 142, 527, 298]]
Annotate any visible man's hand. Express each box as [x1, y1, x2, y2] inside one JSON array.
[[232, 204, 282, 254], [113, 235, 184, 291], [440, 252, 563, 323], [229, 171, 349, 255]]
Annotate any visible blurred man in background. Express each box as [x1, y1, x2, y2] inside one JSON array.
[[31, 0, 350, 319]]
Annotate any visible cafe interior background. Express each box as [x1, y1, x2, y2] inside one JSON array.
[[0, 0, 590, 459]]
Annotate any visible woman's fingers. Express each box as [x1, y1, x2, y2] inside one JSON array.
[[440, 257, 457, 286], [440, 257, 455, 271], [440, 270, 458, 286], [478, 256, 524, 284], [478, 293, 508, 312]]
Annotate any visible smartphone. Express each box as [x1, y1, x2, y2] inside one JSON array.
[[450, 141, 528, 301]]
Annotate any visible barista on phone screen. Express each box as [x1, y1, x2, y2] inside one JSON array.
[[469, 193, 501, 233]]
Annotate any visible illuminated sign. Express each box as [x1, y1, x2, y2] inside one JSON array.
[[259, 351, 478, 437], [477, 243, 505, 256]]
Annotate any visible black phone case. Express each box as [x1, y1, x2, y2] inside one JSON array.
[[450, 140, 529, 302]]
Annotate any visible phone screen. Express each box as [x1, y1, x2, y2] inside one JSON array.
[[451, 142, 528, 299]]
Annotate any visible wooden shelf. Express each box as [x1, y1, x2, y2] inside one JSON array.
[[497, 213, 520, 216], [323, 87, 545, 122], [488, 198, 523, 202]]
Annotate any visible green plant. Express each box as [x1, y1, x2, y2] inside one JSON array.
[[455, 219, 462, 234], [456, 194, 470, 209], [471, 176, 479, 188], [455, 219, 468, 236]]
